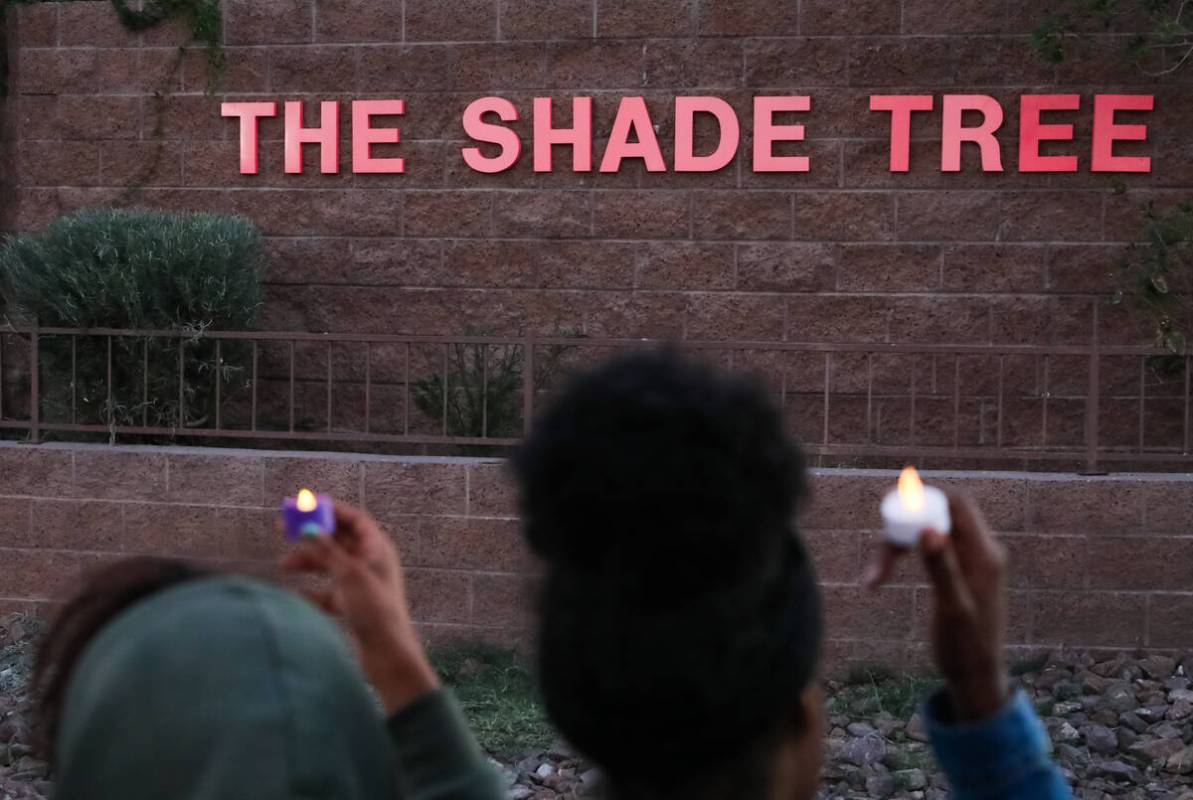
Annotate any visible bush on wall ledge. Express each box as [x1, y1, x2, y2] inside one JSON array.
[[0, 207, 264, 432]]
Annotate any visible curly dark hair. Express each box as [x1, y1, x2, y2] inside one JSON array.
[[513, 349, 823, 800], [33, 557, 213, 761]]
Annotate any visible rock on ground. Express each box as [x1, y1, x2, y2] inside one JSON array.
[[5, 616, 1193, 799]]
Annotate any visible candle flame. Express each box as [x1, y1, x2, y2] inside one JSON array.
[[898, 466, 925, 513], [296, 489, 318, 512]]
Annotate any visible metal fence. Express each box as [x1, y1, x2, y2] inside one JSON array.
[[0, 322, 1190, 473]]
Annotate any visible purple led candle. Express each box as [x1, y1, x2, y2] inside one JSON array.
[[281, 489, 335, 541]]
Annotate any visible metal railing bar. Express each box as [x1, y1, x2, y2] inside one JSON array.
[[141, 338, 148, 428], [106, 336, 113, 428], [251, 341, 259, 433], [481, 344, 489, 439], [215, 340, 222, 431], [996, 355, 1004, 449], [822, 352, 830, 448], [1139, 356, 1147, 450], [288, 340, 295, 433], [441, 344, 449, 437], [953, 355, 961, 450], [909, 358, 917, 446], [177, 339, 184, 429], [26, 420, 522, 447], [403, 342, 410, 436], [28, 418, 1186, 459], [1085, 302, 1102, 474], [71, 336, 77, 425], [364, 342, 372, 435], [865, 353, 874, 444], [1041, 354, 1050, 448], [4, 324, 1192, 468], [1185, 356, 1191, 455], [523, 338, 535, 435], [1, 326, 1175, 358]]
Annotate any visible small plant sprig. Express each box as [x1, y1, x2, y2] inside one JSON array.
[[109, 0, 224, 82], [1, 0, 224, 95], [412, 329, 580, 449], [1030, 0, 1193, 75], [1114, 202, 1193, 358]]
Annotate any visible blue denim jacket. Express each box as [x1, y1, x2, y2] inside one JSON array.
[[925, 689, 1073, 800]]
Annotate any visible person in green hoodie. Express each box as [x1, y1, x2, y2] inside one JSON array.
[[34, 503, 504, 800]]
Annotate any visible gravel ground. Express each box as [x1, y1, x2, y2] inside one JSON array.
[[4, 614, 1193, 799]]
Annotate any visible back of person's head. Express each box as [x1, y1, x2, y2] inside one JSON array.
[[513, 349, 824, 800], [35, 558, 396, 800]]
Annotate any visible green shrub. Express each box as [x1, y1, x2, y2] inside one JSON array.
[[0, 207, 264, 433], [412, 332, 579, 450], [413, 342, 527, 441]]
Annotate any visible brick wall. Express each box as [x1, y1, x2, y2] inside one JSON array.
[[3, 0, 1190, 346], [3, 440, 1192, 664], [0, 6, 15, 237]]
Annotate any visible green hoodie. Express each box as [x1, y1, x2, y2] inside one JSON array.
[[54, 575, 504, 800]]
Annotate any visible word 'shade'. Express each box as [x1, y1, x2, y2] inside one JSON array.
[[221, 94, 1156, 176]]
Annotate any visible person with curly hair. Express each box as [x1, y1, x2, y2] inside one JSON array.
[[512, 348, 1071, 800]]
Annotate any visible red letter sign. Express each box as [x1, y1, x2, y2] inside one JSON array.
[[285, 100, 340, 174], [674, 97, 740, 173], [1092, 94, 1154, 173], [462, 97, 521, 173], [601, 97, 666, 173], [221, 101, 277, 175], [352, 100, 405, 174], [753, 96, 811, 173], [870, 95, 934, 172], [1019, 94, 1079, 173], [533, 97, 594, 173], [941, 95, 1004, 172]]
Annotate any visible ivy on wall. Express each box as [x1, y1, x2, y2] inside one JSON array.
[[0, 0, 227, 201], [0, 0, 224, 96], [109, 0, 223, 79], [1030, 1, 1193, 361], [1030, 0, 1193, 75]]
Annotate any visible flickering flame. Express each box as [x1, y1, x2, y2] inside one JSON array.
[[898, 466, 925, 513], [296, 489, 318, 513]]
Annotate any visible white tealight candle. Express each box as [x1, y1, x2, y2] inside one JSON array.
[[880, 466, 952, 548]]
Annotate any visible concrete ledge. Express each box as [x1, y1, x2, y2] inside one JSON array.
[[1, 440, 1191, 663]]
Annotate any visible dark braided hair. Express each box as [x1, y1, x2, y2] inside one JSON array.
[[33, 557, 213, 761], [513, 349, 823, 800]]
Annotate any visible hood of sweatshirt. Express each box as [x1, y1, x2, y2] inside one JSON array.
[[54, 575, 396, 800]]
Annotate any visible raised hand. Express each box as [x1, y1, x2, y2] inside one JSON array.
[[866, 493, 1009, 721], [281, 501, 439, 713]]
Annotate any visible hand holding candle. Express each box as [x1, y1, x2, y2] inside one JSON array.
[[880, 466, 951, 547], [281, 489, 336, 540], [868, 489, 1009, 721], [280, 501, 440, 713]]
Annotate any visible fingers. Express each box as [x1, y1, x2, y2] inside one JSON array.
[[946, 493, 992, 551], [945, 493, 1007, 576], [332, 500, 384, 554], [863, 542, 905, 589], [920, 528, 974, 617], [333, 499, 370, 530], [301, 587, 343, 616], [280, 533, 351, 578]]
